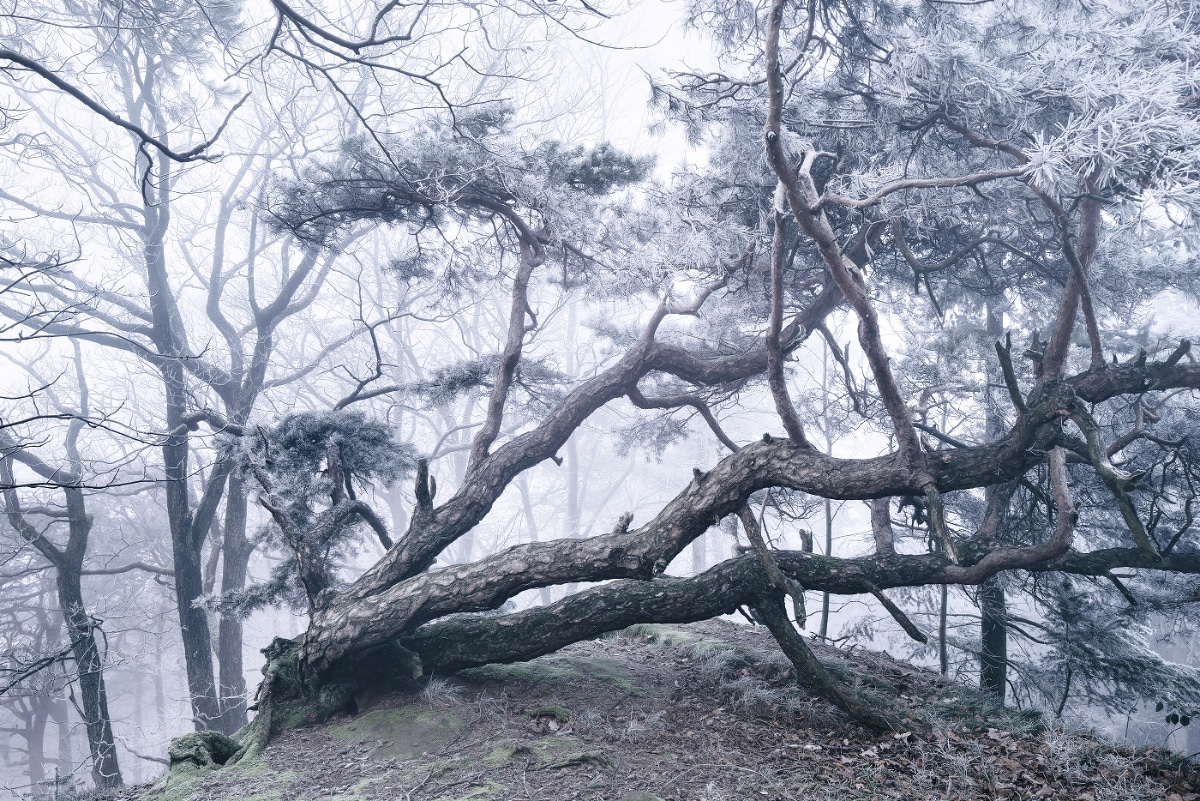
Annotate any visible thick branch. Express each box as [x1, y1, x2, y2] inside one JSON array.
[[82, 561, 174, 577], [334, 357, 1200, 672], [766, 211, 810, 446], [870, 497, 895, 554], [763, 2, 921, 466], [468, 211, 544, 469], [1034, 180, 1104, 378], [738, 505, 807, 626], [754, 592, 904, 730]]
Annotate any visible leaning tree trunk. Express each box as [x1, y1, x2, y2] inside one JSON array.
[[57, 566, 123, 789], [269, 358, 1189, 718]]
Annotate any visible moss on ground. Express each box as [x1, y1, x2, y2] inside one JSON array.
[[147, 749, 301, 801], [460, 654, 649, 695], [482, 735, 581, 767], [167, 730, 241, 767], [329, 705, 465, 760], [526, 705, 572, 722], [127, 620, 1195, 801], [154, 760, 213, 801]]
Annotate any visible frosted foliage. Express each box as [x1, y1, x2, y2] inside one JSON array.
[[1021, 577, 1200, 715], [835, 2, 1200, 208], [673, 2, 1200, 223], [266, 105, 749, 302]]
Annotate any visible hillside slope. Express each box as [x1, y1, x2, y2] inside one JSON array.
[[126, 620, 1197, 801]]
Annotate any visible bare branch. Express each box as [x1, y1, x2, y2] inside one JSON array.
[[766, 210, 810, 446], [82, 561, 174, 577], [821, 166, 1029, 210], [627, 387, 739, 453], [0, 48, 245, 162]]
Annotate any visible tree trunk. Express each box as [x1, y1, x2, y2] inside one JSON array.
[[979, 576, 1008, 701], [27, 705, 47, 799], [167, 477, 221, 729], [217, 474, 252, 733], [819, 497, 833, 638], [755, 593, 902, 731], [979, 303, 1009, 700], [139, 139, 223, 730], [57, 566, 123, 789], [51, 698, 72, 784], [939, 583, 949, 676]]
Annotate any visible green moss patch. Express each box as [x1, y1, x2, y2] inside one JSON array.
[[460, 654, 648, 694], [483, 736, 593, 769], [329, 705, 465, 760], [156, 759, 214, 801], [526, 705, 571, 722], [167, 730, 241, 767]]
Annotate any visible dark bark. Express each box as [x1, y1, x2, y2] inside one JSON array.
[[299, 359, 1199, 684], [217, 474, 252, 733], [224, 0, 1200, 745], [819, 495, 832, 639], [350, 277, 840, 601], [980, 304, 1009, 701], [766, 212, 809, 446], [870, 498, 895, 555], [468, 220, 543, 469], [764, 0, 921, 468], [385, 537, 1198, 682], [754, 593, 903, 731], [58, 566, 122, 788], [141, 142, 222, 730], [978, 577, 1008, 701]]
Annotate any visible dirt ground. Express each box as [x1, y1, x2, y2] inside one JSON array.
[[128, 619, 1200, 801]]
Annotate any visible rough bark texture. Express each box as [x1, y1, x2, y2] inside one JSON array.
[[292, 357, 1200, 701], [239, 0, 1200, 740], [979, 577, 1008, 701], [217, 475, 252, 733]]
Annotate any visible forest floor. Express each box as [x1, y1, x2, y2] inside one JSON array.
[[113, 619, 1198, 801]]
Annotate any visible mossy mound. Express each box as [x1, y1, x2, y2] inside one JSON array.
[[458, 653, 650, 695], [166, 730, 241, 768]]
